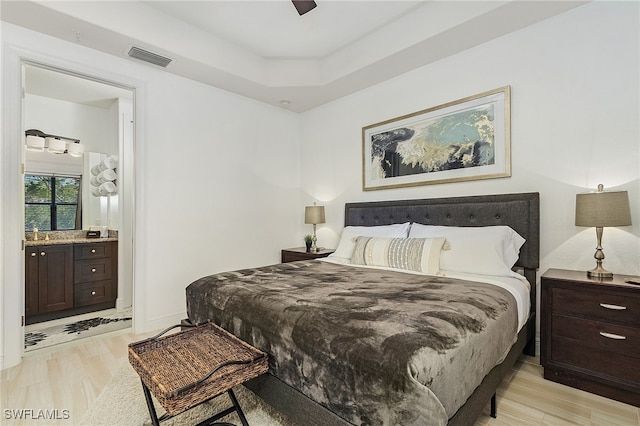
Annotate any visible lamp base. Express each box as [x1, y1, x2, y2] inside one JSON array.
[[587, 265, 613, 279]]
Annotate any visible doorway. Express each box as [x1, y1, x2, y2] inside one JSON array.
[[22, 63, 135, 350]]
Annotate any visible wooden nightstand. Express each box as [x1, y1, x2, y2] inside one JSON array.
[[281, 247, 334, 263], [540, 268, 640, 407]]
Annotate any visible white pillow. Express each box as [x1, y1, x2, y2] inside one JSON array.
[[330, 223, 411, 260], [408, 224, 525, 276], [350, 237, 446, 274]]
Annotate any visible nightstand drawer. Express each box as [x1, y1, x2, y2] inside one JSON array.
[[552, 315, 640, 358], [552, 287, 640, 324], [551, 338, 640, 383]]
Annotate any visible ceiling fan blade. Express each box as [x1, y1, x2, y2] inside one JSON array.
[[292, 0, 317, 16]]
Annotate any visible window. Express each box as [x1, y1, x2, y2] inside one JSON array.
[[25, 175, 81, 231]]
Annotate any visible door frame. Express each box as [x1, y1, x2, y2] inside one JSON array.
[[1, 42, 145, 369]]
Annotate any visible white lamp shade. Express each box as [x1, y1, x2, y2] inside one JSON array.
[[25, 135, 45, 151], [47, 138, 66, 154], [67, 143, 84, 157]]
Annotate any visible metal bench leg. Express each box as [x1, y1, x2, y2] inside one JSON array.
[[228, 389, 249, 426], [490, 393, 497, 418], [142, 380, 161, 426]]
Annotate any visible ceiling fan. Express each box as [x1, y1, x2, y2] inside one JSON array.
[[292, 0, 317, 16]]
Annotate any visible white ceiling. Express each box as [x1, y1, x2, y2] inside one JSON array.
[[143, 1, 425, 59], [2, 0, 588, 112]]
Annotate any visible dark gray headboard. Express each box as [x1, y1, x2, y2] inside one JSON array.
[[344, 192, 540, 273]]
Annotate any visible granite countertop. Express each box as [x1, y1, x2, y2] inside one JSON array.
[[24, 230, 118, 247], [25, 237, 118, 247]]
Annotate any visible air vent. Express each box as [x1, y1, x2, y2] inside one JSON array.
[[127, 46, 173, 68]]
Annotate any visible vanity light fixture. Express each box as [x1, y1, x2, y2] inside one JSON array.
[[25, 134, 45, 151], [25, 129, 85, 157], [575, 183, 632, 278], [304, 202, 325, 253]]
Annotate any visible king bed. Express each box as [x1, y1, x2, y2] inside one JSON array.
[[186, 192, 539, 425]]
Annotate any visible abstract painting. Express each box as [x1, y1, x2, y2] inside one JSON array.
[[362, 86, 511, 190]]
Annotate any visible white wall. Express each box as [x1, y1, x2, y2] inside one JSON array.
[[138, 70, 302, 328], [299, 3, 639, 281], [1, 22, 301, 368], [25, 93, 116, 154]]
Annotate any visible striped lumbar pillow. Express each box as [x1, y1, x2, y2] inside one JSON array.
[[350, 237, 447, 274]]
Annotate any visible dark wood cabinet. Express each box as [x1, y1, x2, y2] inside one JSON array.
[[73, 241, 117, 308], [25, 241, 117, 324], [541, 268, 640, 407], [25, 244, 74, 317], [281, 247, 334, 263]]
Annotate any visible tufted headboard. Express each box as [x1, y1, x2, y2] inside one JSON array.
[[344, 192, 540, 287]]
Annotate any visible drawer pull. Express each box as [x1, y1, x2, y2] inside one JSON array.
[[91, 249, 96, 253], [599, 331, 626, 340], [600, 303, 626, 311], [31, 252, 36, 257], [91, 291, 96, 296], [40, 252, 45, 256], [91, 268, 97, 273]]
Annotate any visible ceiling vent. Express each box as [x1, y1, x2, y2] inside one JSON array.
[[127, 46, 173, 68]]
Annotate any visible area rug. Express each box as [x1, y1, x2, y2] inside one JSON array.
[[80, 363, 295, 426], [24, 308, 132, 352]]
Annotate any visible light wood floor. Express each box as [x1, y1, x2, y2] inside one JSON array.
[[1, 329, 638, 425]]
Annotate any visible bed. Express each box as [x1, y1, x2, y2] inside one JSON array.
[[186, 192, 539, 425]]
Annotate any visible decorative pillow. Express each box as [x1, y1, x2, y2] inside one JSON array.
[[408, 224, 526, 276], [330, 223, 411, 260], [350, 237, 446, 274]]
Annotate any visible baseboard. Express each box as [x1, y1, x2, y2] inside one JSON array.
[[143, 311, 187, 333]]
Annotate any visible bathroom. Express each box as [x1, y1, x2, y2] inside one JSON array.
[[22, 64, 134, 350]]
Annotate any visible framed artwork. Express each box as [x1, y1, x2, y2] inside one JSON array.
[[362, 86, 511, 191]]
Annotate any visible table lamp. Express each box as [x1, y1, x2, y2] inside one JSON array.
[[575, 184, 632, 278], [304, 202, 325, 253]]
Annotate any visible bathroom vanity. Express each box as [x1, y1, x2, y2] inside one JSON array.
[[25, 237, 117, 324]]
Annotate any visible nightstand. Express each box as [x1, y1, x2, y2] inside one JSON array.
[[540, 268, 640, 407], [281, 247, 334, 263]]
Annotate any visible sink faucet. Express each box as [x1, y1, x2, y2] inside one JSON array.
[[33, 227, 38, 241]]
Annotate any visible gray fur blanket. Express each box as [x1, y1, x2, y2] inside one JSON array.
[[186, 260, 517, 425]]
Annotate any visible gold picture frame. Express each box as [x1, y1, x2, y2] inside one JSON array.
[[362, 86, 511, 191]]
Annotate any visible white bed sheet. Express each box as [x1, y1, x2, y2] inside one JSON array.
[[320, 256, 531, 331]]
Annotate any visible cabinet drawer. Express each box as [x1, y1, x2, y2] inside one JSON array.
[[552, 315, 640, 358], [74, 258, 113, 283], [551, 337, 640, 384], [74, 243, 112, 260], [74, 280, 114, 307], [552, 287, 640, 324]]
